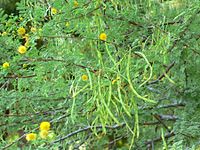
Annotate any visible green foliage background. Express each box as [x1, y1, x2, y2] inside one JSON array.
[[0, 0, 200, 149]]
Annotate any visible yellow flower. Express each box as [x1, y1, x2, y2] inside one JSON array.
[[81, 75, 88, 81], [39, 130, 49, 139], [65, 22, 70, 27], [19, 17, 23, 21], [112, 79, 117, 84], [2, 32, 7, 36], [18, 45, 27, 54], [18, 27, 26, 36], [2, 62, 10, 69], [40, 121, 50, 131], [51, 7, 58, 15], [99, 33, 107, 41], [26, 133, 37, 141], [112, 76, 120, 84], [31, 27, 37, 33], [74, 1, 79, 7], [23, 64, 28, 69]]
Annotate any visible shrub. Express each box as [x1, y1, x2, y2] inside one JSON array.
[[0, 0, 200, 149]]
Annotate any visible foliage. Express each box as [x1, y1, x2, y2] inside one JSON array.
[[0, 0, 200, 149]]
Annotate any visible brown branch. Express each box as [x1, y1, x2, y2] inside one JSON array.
[[157, 114, 178, 121], [148, 61, 175, 84], [106, 15, 143, 28], [3, 74, 36, 79], [190, 47, 200, 55], [145, 131, 175, 146], [73, 63, 98, 73], [163, 20, 183, 26], [56, 4, 102, 24], [20, 58, 98, 73], [157, 62, 175, 80], [21, 58, 67, 63], [52, 123, 126, 144], [140, 121, 161, 126], [0, 106, 67, 117], [157, 103, 185, 109], [153, 114, 171, 132]]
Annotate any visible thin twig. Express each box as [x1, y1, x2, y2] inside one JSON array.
[[153, 114, 171, 132], [148, 61, 175, 84], [157, 103, 185, 109], [145, 131, 175, 146], [52, 123, 126, 144]]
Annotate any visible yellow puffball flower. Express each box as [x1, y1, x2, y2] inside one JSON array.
[[81, 75, 88, 81], [111, 76, 120, 84], [39, 130, 49, 139], [65, 22, 70, 27], [112, 79, 117, 85], [2, 32, 7, 36], [23, 64, 27, 68], [18, 27, 26, 36], [40, 122, 50, 131], [74, 1, 79, 7], [51, 7, 58, 15], [26, 133, 37, 141], [31, 27, 37, 33], [2, 62, 10, 69], [18, 45, 27, 54], [99, 33, 107, 41], [19, 17, 23, 21]]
